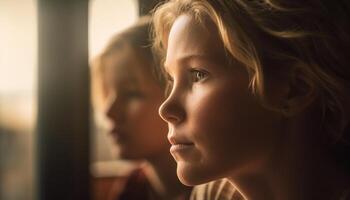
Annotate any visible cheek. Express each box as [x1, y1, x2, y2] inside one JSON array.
[[127, 100, 168, 143], [188, 84, 246, 155], [186, 80, 282, 171], [127, 100, 159, 128], [187, 80, 248, 140]]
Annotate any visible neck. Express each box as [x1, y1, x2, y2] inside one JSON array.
[[229, 114, 350, 200], [144, 152, 191, 200]]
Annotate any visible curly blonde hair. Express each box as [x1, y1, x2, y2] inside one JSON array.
[[152, 0, 350, 149]]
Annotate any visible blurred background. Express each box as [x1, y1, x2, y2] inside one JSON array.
[[0, 0, 162, 199]]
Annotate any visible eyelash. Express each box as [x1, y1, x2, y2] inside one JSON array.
[[190, 69, 208, 82], [165, 69, 209, 85]]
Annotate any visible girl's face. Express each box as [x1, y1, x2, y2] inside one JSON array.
[[103, 49, 169, 160], [159, 15, 284, 185]]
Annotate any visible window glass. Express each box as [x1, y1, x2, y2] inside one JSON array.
[[0, 1, 37, 200]]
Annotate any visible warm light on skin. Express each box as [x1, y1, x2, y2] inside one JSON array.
[[103, 50, 169, 160], [159, 15, 284, 187], [89, 0, 138, 162]]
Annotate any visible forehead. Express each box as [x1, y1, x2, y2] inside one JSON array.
[[165, 15, 226, 68], [105, 49, 130, 71], [103, 49, 146, 84]]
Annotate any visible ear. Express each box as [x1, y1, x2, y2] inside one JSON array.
[[281, 65, 318, 117]]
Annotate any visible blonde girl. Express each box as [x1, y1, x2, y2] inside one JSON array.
[[152, 1, 350, 199], [91, 16, 192, 200]]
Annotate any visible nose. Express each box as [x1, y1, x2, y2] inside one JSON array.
[[158, 88, 185, 125], [104, 93, 123, 122]]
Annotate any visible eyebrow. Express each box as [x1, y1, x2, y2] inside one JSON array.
[[163, 54, 213, 73]]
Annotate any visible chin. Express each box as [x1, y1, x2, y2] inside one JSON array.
[[117, 149, 141, 160], [176, 161, 217, 186]]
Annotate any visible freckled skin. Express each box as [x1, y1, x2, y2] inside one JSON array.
[[159, 15, 284, 186]]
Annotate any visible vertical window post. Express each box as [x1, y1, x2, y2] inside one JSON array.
[[37, 1, 90, 199]]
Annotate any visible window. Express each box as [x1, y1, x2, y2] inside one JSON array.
[[0, 1, 37, 200]]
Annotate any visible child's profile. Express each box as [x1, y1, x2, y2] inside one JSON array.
[[152, 1, 350, 199], [91, 16, 192, 200]]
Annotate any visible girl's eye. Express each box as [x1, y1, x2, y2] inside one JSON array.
[[191, 69, 208, 82]]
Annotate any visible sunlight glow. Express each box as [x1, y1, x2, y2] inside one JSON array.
[[89, 0, 138, 60], [0, 0, 37, 93]]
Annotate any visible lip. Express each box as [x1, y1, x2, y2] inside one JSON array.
[[168, 133, 194, 154], [170, 143, 194, 154], [110, 128, 126, 143], [167, 133, 193, 146], [110, 128, 122, 136]]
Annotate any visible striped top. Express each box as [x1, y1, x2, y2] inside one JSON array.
[[190, 178, 244, 200]]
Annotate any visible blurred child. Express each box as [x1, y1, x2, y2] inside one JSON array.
[[91, 16, 192, 200]]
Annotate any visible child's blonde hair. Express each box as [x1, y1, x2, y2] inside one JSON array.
[[152, 0, 350, 151], [91, 16, 165, 113]]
